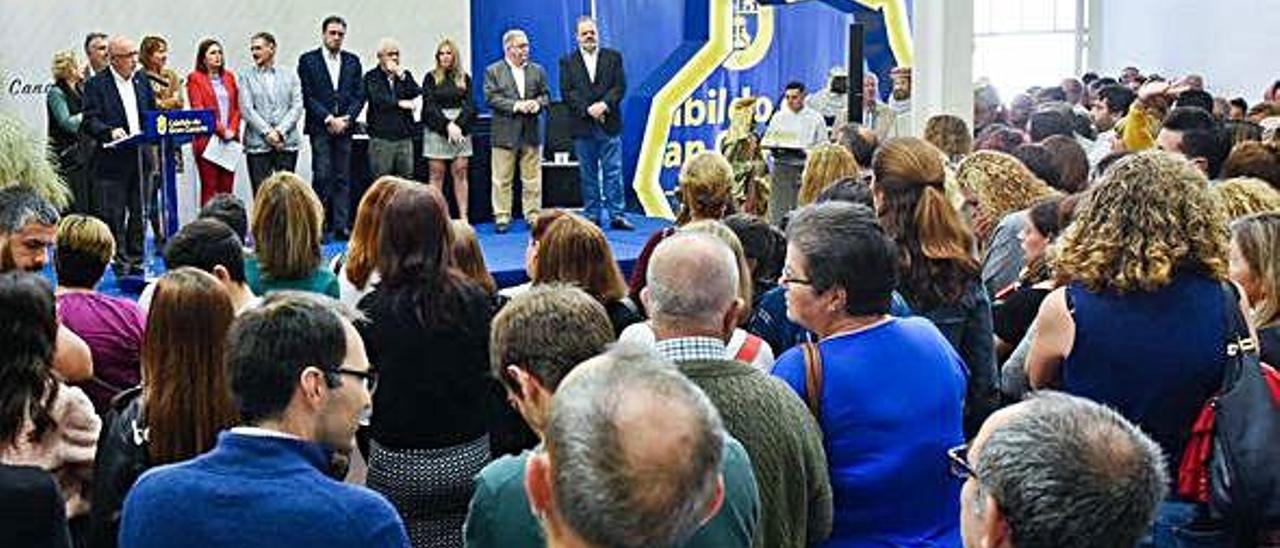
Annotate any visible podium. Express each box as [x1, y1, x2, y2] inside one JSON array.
[[104, 109, 213, 289], [142, 109, 215, 237]]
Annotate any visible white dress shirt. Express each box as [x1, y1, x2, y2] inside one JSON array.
[[324, 49, 342, 91], [506, 59, 527, 98], [112, 68, 141, 134], [580, 48, 598, 83]]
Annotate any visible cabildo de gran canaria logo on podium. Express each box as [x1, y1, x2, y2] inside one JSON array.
[[144, 110, 215, 137]]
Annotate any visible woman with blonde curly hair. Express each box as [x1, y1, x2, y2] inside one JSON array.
[[1028, 151, 1250, 543], [1212, 176, 1280, 219], [797, 143, 859, 206], [246, 172, 338, 297], [923, 114, 972, 165], [1229, 212, 1280, 366], [955, 149, 1061, 297], [872, 137, 996, 438]]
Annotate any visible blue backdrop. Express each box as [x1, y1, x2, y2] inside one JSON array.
[[469, 0, 912, 217]]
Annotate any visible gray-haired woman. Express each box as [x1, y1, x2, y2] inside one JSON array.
[[770, 201, 969, 546]]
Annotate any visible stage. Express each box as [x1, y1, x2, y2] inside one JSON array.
[[73, 217, 670, 300]]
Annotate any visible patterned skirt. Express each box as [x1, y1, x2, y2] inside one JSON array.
[[423, 108, 474, 160], [366, 435, 491, 548]]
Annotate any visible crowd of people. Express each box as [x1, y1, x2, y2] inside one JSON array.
[[3, 11, 1280, 548]]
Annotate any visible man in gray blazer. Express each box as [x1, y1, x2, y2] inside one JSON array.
[[483, 29, 549, 233]]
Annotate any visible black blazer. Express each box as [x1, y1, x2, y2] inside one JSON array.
[[362, 67, 421, 140], [558, 47, 625, 137], [297, 48, 365, 135], [81, 69, 157, 177]]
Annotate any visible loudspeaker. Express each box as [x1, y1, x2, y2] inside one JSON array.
[[544, 102, 576, 160], [848, 22, 865, 125]]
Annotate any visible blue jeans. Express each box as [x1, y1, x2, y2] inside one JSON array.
[[1138, 501, 1233, 548], [574, 126, 624, 224]]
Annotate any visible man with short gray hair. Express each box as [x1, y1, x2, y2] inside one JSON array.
[[484, 28, 549, 233], [644, 231, 833, 547], [465, 284, 761, 548], [956, 391, 1167, 548], [363, 37, 421, 180], [0, 185, 59, 273], [526, 343, 728, 548], [0, 185, 92, 383]]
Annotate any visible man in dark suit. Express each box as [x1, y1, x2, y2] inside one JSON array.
[[82, 35, 157, 275], [560, 16, 632, 230], [483, 29, 550, 233], [298, 15, 365, 239]]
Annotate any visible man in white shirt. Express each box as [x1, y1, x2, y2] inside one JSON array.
[[559, 16, 632, 231], [81, 35, 157, 276], [1087, 84, 1137, 168], [483, 29, 550, 233], [298, 15, 365, 241], [763, 81, 827, 225]]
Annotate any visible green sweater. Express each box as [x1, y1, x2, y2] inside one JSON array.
[[678, 358, 833, 548], [244, 255, 340, 299], [463, 437, 761, 547]]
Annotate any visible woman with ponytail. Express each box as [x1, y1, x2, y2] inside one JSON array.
[[871, 137, 997, 439]]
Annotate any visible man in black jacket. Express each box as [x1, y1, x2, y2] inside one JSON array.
[[362, 37, 421, 180], [81, 35, 157, 275], [559, 16, 631, 230]]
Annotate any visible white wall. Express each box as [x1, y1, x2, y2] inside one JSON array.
[[1091, 0, 1280, 101], [0, 0, 469, 222]]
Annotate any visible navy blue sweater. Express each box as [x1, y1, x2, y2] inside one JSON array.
[[120, 431, 410, 547]]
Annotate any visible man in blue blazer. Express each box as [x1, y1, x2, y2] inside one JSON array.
[[298, 15, 364, 239], [559, 16, 631, 230], [82, 35, 157, 275]]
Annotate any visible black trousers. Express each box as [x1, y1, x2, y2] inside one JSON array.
[[309, 134, 352, 233], [93, 148, 147, 268], [246, 149, 300, 195]]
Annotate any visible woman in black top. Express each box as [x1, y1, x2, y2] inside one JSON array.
[[421, 38, 476, 222], [992, 196, 1074, 360], [1229, 211, 1280, 367], [46, 50, 91, 214], [357, 184, 493, 548]]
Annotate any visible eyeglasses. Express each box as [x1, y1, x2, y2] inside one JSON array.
[[779, 265, 813, 287], [336, 367, 378, 393], [947, 444, 975, 480]]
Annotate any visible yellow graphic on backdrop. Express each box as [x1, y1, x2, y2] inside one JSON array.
[[633, 0, 912, 218]]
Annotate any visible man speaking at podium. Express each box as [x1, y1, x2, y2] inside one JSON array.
[[83, 35, 157, 276]]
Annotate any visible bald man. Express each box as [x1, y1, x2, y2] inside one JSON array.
[[643, 232, 833, 547], [526, 343, 727, 548], [82, 35, 157, 276]]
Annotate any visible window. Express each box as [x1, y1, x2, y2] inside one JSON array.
[[973, 0, 1087, 104]]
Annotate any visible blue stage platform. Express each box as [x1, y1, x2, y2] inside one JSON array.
[[73, 217, 671, 299]]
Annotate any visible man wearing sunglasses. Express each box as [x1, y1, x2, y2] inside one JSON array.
[[952, 391, 1165, 548], [119, 292, 410, 548]]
